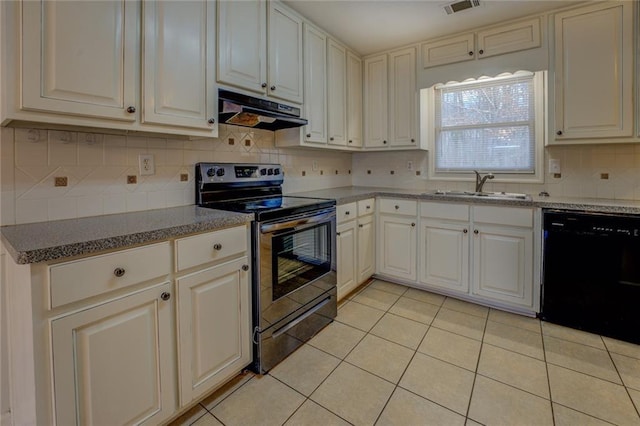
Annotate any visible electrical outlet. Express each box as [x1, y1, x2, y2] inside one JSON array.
[[139, 154, 155, 176], [406, 161, 413, 170], [180, 173, 188, 182], [54, 177, 68, 187], [312, 160, 319, 171]]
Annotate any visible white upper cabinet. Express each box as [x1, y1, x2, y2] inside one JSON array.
[[217, 0, 303, 104], [553, 1, 633, 140], [363, 54, 389, 147], [364, 47, 417, 149], [21, 1, 138, 121], [217, 1, 267, 94], [327, 38, 347, 146], [302, 23, 328, 144], [476, 18, 541, 59], [421, 33, 475, 68], [346, 51, 363, 148], [268, 2, 304, 103], [142, 0, 217, 131], [388, 47, 417, 147]]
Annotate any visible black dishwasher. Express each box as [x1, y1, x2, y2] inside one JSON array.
[[541, 209, 640, 343]]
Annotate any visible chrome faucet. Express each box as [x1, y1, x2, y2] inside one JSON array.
[[473, 170, 494, 192]]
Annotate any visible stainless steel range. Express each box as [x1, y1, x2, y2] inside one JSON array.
[[195, 162, 337, 373]]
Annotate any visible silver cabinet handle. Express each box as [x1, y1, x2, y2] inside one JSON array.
[[366, 205, 371, 209], [208, 118, 215, 124], [261, 83, 267, 88], [358, 224, 363, 228], [126, 106, 136, 114], [242, 264, 249, 271], [474, 229, 479, 235], [113, 267, 126, 277], [160, 292, 171, 301], [213, 243, 222, 250], [345, 211, 350, 215], [270, 85, 276, 91], [411, 223, 416, 227], [463, 229, 468, 234], [395, 205, 399, 210]]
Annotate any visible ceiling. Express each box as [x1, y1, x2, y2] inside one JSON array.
[[283, 0, 582, 56]]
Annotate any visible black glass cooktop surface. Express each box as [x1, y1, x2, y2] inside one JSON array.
[[202, 196, 335, 221]]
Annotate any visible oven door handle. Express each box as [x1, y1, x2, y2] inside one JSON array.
[[271, 296, 332, 339], [260, 209, 335, 234]]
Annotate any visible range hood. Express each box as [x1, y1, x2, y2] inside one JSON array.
[[218, 89, 308, 131]]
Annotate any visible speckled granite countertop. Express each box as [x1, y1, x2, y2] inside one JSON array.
[[290, 186, 640, 214], [1, 206, 253, 264]]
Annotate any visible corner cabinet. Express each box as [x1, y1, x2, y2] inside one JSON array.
[[364, 47, 418, 149], [302, 23, 328, 144], [217, 0, 303, 104], [327, 38, 348, 146], [553, 1, 633, 141]]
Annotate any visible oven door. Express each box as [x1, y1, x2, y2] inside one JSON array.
[[255, 208, 336, 331]]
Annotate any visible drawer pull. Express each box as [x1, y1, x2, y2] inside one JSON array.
[[160, 292, 171, 301], [213, 243, 222, 251], [395, 205, 399, 210], [242, 264, 249, 271], [366, 205, 371, 209], [474, 229, 479, 235], [113, 267, 126, 277], [411, 223, 416, 227], [463, 229, 468, 234], [345, 211, 350, 215], [359, 224, 363, 228]]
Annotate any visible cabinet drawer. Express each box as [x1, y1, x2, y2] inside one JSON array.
[[49, 242, 171, 308], [357, 198, 375, 216], [379, 198, 417, 216], [175, 226, 247, 271], [421, 202, 469, 221], [337, 202, 357, 223], [473, 206, 533, 227]]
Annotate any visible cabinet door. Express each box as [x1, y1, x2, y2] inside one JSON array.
[[143, 0, 217, 131], [217, 0, 266, 94], [327, 39, 347, 146], [357, 215, 375, 285], [364, 54, 388, 147], [378, 214, 416, 281], [22, 1, 138, 121], [389, 47, 417, 147], [337, 221, 357, 300], [51, 282, 175, 426], [419, 219, 469, 294], [268, 2, 303, 103], [554, 2, 633, 139], [346, 51, 363, 148], [303, 24, 328, 144], [420, 33, 474, 68], [177, 257, 251, 406], [472, 224, 533, 308], [477, 18, 541, 59]]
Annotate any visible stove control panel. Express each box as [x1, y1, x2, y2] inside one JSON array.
[[197, 162, 283, 184]]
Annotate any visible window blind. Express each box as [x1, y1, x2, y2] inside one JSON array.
[[434, 74, 535, 173]]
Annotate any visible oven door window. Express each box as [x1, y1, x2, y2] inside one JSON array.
[[271, 222, 331, 301]]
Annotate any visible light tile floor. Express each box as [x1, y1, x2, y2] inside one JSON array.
[[169, 279, 640, 426]]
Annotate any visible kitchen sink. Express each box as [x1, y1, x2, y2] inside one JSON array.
[[427, 190, 532, 201]]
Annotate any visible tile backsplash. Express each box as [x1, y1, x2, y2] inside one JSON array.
[[3, 123, 640, 226], [1, 125, 352, 225]]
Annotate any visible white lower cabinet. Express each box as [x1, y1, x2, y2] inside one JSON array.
[[377, 199, 417, 282], [472, 223, 533, 308], [51, 282, 176, 426], [419, 202, 536, 312], [336, 199, 376, 300], [419, 218, 469, 293], [176, 257, 251, 406]]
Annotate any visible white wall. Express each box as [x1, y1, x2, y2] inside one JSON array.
[[0, 125, 353, 225]]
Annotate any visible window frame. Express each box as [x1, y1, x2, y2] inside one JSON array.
[[421, 70, 546, 183]]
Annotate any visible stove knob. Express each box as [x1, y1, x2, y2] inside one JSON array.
[[267, 168, 274, 175], [216, 168, 225, 177], [274, 168, 280, 175], [260, 168, 267, 176], [206, 168, 215, 177]]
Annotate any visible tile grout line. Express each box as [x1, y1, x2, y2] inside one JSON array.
[[463, 310, 489, 423], [540, 316, 557, 426], [603, 336, 640, 420]]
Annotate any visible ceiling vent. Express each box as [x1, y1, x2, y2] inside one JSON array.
[[443, 0, 481, 15]]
